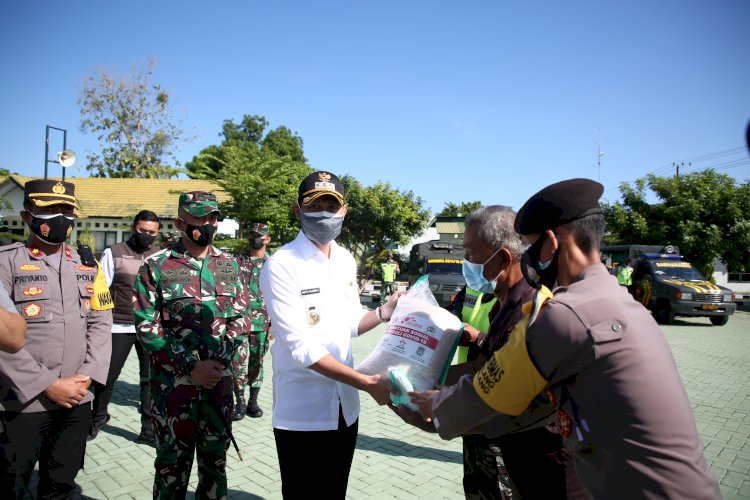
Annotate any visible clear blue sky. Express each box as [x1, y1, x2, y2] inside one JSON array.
[[2, 0, 748, 215]]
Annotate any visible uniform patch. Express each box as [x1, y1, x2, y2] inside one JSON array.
[[301, 288, 320, 295], [14, 274, 48, 284], [23, 303, 42, 317], [18, 263, 41, 272], [29, 246, 42, 257], [307, 308, 320, 325], [64, 247, 72, 258], [74, 264, 95, 271], [22, 286, 44, 296], [83, 299, 91, 312], [85, 284, 94, 295], [40, 223, 51, 238]]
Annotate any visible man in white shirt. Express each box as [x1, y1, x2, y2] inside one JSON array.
[[260, 170, 399, 499]]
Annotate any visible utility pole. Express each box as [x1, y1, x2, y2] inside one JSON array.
[[673, 161, 690, 177]]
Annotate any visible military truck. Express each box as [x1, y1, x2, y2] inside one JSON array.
[[602, 245, 736, 325], [407, 241, 465, 308]]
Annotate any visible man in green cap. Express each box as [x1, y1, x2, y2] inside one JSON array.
[[133, 191, 248, 499], [232, 222, 271, 420]]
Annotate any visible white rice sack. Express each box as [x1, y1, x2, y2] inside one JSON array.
[[356, 276, 463, 392]]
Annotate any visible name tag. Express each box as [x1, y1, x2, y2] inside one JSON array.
[[301, 288, 320, 295]]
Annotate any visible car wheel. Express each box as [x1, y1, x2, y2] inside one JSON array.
[[710, 315, 729, 326], [656, 301, 675, 324]]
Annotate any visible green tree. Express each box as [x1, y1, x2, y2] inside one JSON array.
[[79, 59, 188, 178], [195, 145, 312, 241], [339, 176, 431, 289], [603, 169, 750, 276], [438, 201, 483, 217], [186, 115, 306, 179]]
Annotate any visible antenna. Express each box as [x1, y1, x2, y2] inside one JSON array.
[[596, 134, 605, 182]]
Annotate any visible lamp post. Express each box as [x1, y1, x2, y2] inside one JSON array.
[[44, 125, 76, 180]]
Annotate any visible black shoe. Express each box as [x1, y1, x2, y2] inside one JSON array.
[[137, 428, 156, 447], [247, 387, 263, 418], [232, 392, 247, 421]]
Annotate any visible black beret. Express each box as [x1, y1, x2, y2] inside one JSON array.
[[514, 178, 604, 234]]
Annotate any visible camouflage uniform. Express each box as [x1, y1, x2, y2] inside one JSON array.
[[233, 254, 270, 391], [133, 193, 248, 500]]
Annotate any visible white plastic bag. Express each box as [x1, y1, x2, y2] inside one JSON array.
[[356, 276, 463, 398]]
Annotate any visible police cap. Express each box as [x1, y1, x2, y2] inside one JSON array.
[[514, 178, 604, 235], [24, 179, 79, 209]]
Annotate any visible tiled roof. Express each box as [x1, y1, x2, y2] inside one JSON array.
[[3, 175, 231, 219]]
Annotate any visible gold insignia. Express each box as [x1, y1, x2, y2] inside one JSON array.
[[23, 287, 44, 296], [307, 308, 320, 325], [74, 264, 94, 271], [64, 247, 72, 258], [85, 284, 94, 295], [83, 299, 91, 312], [23, 303, 42, 317], [18, 263, 41, 271], [52, 182, 66, 195], [66, 226, 72, 236], [40, 223, 51, 238], [318, 172, 331, 182]]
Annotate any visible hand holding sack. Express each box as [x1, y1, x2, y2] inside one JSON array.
[[356, 276, 463, 407]]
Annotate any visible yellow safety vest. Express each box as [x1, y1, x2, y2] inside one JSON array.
[[457, 288, 497, 363], [381, 262, 398, 283]]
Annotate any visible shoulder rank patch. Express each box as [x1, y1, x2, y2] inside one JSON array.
[[28, 245, 43, 257], [18, 263, 41, 272], [22, 286, 44, 296], [64, 246, 73, 259], [23, 303, 42, 317]]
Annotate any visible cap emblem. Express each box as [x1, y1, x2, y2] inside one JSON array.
[[52, 182, 66, 195], [40, 223, 51, 237]]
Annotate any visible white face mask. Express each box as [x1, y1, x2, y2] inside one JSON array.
[[299, 210, 344, 244]]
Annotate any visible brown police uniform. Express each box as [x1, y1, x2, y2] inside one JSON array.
[[431, 179, 719, 499], [0, 180, 113, 499]]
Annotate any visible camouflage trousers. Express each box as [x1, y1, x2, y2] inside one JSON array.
[[380, 281, 396, 304], [462, 434, 513, 500], [231, 330, 270, 393], [151, 377, 233, 500]]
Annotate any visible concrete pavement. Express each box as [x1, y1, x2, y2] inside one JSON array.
[[30, 308, 750, 498]]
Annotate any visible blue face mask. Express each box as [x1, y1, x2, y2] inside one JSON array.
[[462, 247, 502, 294]]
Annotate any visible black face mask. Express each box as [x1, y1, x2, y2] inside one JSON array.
[[130, 232, 156, 252], [29, 214, 74, 245], [249, 237, 265, 250], [183, 222, 217, 247], [521, 233, 559, 290]]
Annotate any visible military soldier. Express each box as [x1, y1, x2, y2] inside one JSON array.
[[133, 191, 248, 499], [0, 179, 113, 498], [232, 222, 271, 421], [379, 253, 399, 305]]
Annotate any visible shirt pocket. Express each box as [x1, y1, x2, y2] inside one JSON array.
[[160, 285, 200, 322], [13, 283, 51, 323], [214, 282, 238, 319]]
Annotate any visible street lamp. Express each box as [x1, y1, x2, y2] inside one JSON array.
[[44, 125, 76, 180]]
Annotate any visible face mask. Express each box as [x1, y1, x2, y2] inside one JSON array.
[[249, 237, 265, 250], [131, 231, 156, 251], [181, 220, 217, 247], [29, 213, 74, 245], [521, 233, 559, 290], [462, 247, 502, 294], [299, 210, 344, 245]]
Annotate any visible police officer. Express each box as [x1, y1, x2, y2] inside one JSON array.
[[90, 210, 162, 444], [133, 191, 248, 499], [0, 179, 113, 498], [412, 178, 719, 498], [379, 253, 399, 305], [232, 222, 271, 420]]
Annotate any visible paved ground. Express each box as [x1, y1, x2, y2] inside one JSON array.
[[42, 307, 750, 498]]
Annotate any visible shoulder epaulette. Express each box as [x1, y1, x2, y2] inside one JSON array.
[[0, 242, 25, 253]]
